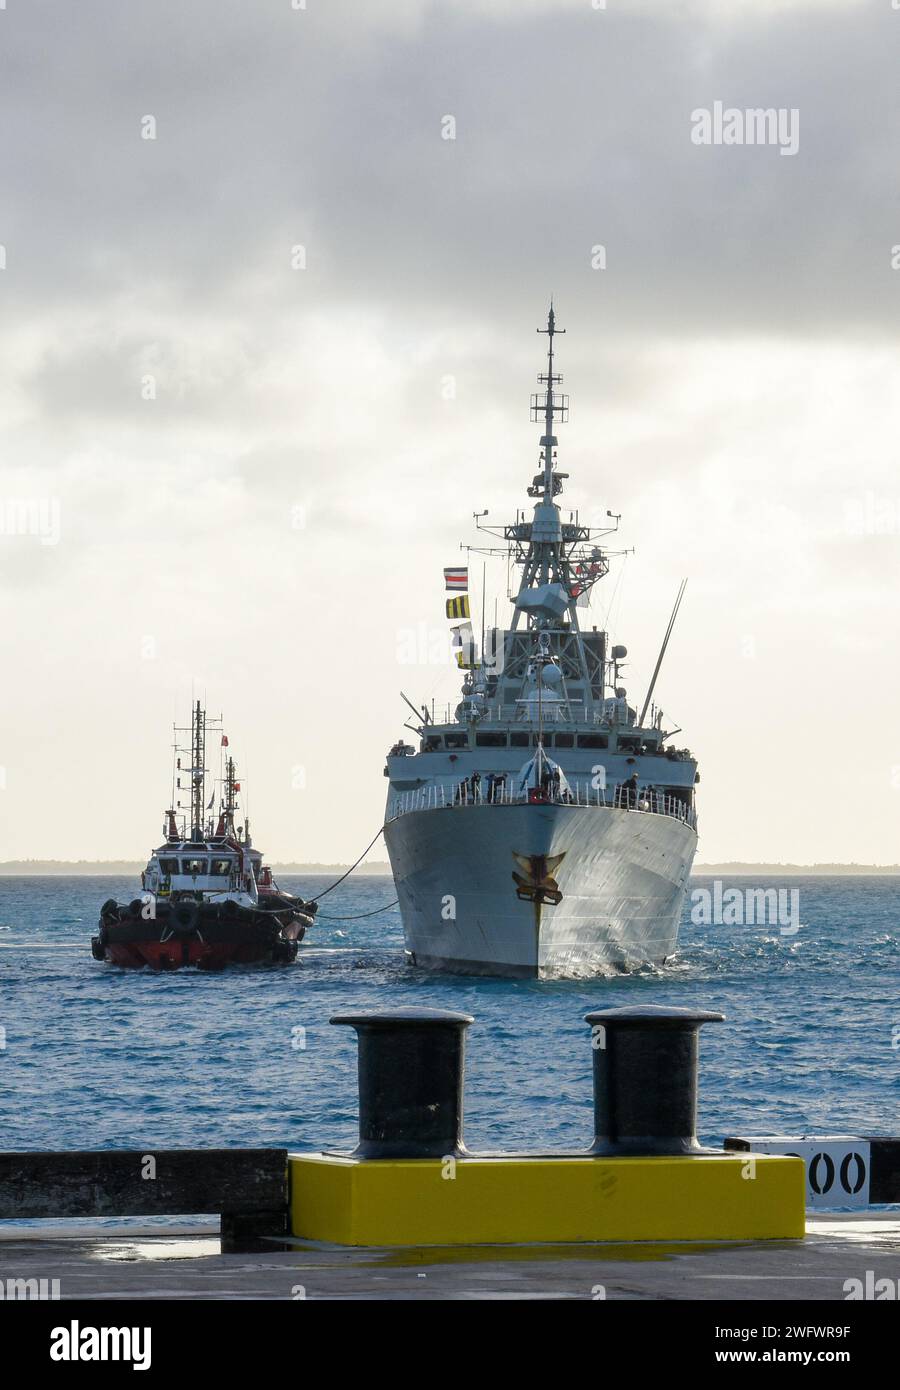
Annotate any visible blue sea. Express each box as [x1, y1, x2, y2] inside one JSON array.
[[0, 875, 897, 1158]]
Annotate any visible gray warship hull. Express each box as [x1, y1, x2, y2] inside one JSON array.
[[385, 799, 697, 978]]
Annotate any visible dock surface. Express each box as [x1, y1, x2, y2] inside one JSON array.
[[1, 1212, 897, 1299]]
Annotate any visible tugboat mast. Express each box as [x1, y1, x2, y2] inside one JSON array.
[[221, 754, 240, 838], [190, 700, 206, 840]]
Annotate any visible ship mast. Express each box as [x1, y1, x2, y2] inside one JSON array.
[[190, 699, 206, 840], [458, 305, 626, 727], [524, 303, 570, 595], [223, 755, 237, 836], [537, 301, 566, 505]]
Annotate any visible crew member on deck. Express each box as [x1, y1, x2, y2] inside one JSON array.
[[621, 771, 639, 808]]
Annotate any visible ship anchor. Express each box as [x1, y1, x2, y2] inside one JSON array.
[[511, 851, 566, 906]]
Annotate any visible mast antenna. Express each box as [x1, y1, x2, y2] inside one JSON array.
[[533, 301, 567, 500], [639, 579, 688, 728], [480, 562, 486, 671], [190, 699, 206, 840]]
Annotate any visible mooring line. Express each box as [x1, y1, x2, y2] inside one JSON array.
[[311, 826, 386, 900], [315, 898, 399, 921]]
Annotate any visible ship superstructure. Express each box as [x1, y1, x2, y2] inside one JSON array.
[[383, 307, 698, 977]]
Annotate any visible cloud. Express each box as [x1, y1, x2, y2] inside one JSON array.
[[0, 0, 898, 861]]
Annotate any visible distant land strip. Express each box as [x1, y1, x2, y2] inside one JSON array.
[[694, 863, 900, 876], [0, 860, 394, 875], [0, 860, 899, 876]]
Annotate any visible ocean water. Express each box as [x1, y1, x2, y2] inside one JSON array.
[[0, 874, 897, 1159]]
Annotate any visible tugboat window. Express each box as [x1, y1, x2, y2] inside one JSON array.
[[182, 858, 207, 875], [210, 859, 231, 876], [159, 857, 179, 875]]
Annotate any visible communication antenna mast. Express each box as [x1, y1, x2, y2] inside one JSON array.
[[190, 700, 206, 840], [532, 302, 568, 501], [639, 580, 687, 728]]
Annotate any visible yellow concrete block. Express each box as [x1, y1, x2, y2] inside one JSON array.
[[288, 1151, 805, 1246]]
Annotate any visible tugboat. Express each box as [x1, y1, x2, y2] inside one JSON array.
[[92, 702, 316, 969]]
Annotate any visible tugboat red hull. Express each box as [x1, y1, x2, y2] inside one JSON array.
[[92, 901, 312, 971]]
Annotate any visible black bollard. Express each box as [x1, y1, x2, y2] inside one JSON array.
[[330, 1007, 474, 1159], [584, 1004, 724, 1156]]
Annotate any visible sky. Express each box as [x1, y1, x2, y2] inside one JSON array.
[[1, 0, 899, 864]]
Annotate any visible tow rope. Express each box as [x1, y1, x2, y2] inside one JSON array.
[[310, 825, 386, 901], [315, 899, 399, 921]]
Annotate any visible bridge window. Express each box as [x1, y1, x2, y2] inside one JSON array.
[[577, 734, 608, 750], [159, 858, 179, 875], [445, 733, 467, 749], [510, 731, 530, 747], [553, 733, 574, 748], [476, 732, 507, 747], [181, 858, 208, 875], [210, 859, 232, 876]]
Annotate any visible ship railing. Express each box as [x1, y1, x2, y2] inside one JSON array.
[[386, 782, 696, 830], [428, 704, 636, 728]]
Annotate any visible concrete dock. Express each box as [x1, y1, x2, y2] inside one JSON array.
[[1, 1212, 897, 1300]]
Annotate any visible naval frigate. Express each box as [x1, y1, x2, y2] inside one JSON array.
[[383, 307, 698, 978]]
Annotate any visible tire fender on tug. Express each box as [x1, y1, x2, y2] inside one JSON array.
[[171, 899, 201, 934]]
